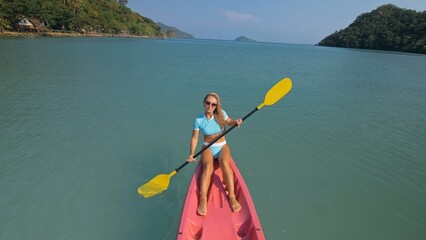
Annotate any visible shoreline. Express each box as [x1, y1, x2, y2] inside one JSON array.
[[0, 31, 162, 39]]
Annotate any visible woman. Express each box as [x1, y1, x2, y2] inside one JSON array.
[[187, 93, 243, 216]]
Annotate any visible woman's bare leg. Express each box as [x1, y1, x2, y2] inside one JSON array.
[[218, 145, 241, 212], [197, 150, 214, 216]]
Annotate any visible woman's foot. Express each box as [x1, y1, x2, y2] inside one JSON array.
[[197, 197, 208, 216], [229, 196, 241, 212]]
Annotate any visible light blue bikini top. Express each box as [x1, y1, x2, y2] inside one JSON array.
[[193, 110, 228, 135]]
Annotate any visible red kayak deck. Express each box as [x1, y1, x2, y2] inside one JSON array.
[[177, 158, 265, 240]]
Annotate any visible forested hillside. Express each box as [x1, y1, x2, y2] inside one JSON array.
[[318, 4, 426, 54], [0, 0, 162, 37]]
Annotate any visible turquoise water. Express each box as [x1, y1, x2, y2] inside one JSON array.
[[1, 38, 425, 240]]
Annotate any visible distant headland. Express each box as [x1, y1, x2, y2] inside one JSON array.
[[156, 22, 195, 39], [318, 4, 425, 54]]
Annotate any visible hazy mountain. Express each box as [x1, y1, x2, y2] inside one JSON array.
[[157, 22, 195, 39], [235, 36, 256, 42]]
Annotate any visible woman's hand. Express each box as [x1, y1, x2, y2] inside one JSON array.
[[236, 118, 243, 127], [187, 155, 196, 162]]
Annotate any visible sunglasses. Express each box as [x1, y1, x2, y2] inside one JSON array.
[[204, 101, 217, 107]]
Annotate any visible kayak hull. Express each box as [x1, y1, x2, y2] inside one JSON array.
[[177, 158, 265, 240]]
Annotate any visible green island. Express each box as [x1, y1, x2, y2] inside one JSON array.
[[318, 4, 425, 54], [0, 0, 163, 38]]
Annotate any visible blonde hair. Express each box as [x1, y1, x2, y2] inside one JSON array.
[[203, 92, 227, 131]]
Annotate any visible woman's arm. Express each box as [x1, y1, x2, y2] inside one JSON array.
[[187, 130, 199, 162], [226, 117, 243, 127]]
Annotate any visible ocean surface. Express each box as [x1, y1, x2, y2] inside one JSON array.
[[0, 37, 425, 240]]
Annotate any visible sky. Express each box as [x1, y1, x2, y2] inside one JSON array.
[[127, 0, 426, 44]]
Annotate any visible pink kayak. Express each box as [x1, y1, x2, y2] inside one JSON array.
[[177, 158, 265, 240]]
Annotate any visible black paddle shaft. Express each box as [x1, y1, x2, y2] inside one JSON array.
[[175, 107, 259, 172]]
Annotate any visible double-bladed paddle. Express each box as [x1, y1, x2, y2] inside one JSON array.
[[138, 77, 292, 198]]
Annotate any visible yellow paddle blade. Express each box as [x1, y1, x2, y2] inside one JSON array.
[[258, 78, 292, 109], [138, 171, 176, 198]]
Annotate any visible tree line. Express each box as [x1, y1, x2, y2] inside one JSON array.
[[318, 4, 426, 54], [0, 0, 162, 37]]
